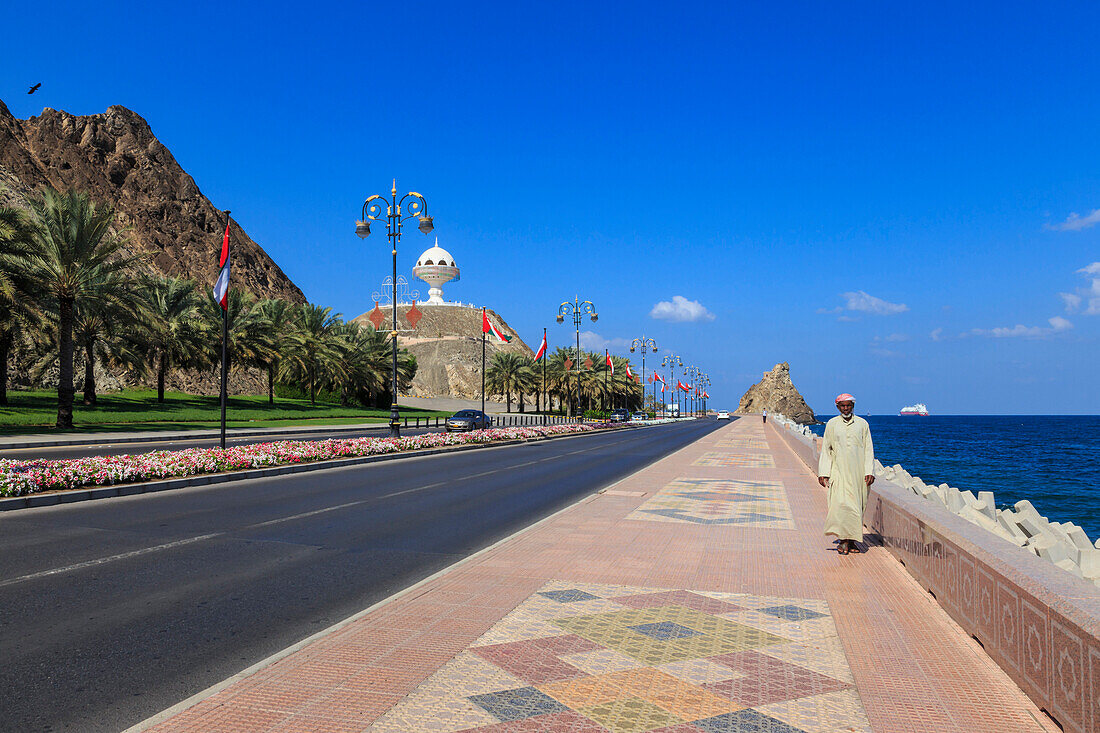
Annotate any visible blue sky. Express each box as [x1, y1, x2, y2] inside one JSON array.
[[4, 1, 1099, 414]]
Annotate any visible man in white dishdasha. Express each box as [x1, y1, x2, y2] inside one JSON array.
[[818, 393, 874, 556]]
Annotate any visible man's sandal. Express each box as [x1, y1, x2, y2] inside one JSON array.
[[849, 542, 863, 554], [837, 541, 850, 555]]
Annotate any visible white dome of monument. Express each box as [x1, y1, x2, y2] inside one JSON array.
[[412, 237, 460, 304], [416, 242, 458, 268]]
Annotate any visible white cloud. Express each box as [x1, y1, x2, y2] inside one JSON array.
[[842, 291, 909, 315], [969, 316, 1073, 339], [870, 347, 900, 358], [820, 290, 908, 318], [1048, 209, 1100, 231], [578, 331, 630, 351], [930, 328, 944, 341], [649, 296, 715, 323], [884, 333, 910, 342], [1059, 263, 1100, 314], [1059, 292, 1083, 311]]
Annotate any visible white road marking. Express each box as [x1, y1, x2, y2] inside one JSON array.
[[0, 533, 221, 589]]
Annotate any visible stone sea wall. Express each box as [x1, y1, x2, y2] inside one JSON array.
[[770, 413, 1100, 733]]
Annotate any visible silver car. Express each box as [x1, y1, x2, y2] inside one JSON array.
[[445, 409, 492, 432]]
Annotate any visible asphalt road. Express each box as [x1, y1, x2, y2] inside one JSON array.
[[0, 417, 724, 732]]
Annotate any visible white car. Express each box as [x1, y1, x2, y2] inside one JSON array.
[[716, 410, 730, 420]]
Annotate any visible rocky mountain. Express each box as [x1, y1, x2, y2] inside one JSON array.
[[351, 305, 534, 400], [0, 99, 304, 303], [737, 362, 819, 424]]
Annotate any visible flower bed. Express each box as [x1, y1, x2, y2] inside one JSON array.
[[0, 421, 663, 498]]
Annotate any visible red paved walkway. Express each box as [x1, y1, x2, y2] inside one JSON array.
[[141, 419, 1057, 732]]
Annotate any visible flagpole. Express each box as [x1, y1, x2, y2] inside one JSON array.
[[219, 210, 231, 450], [541, 327, 546, 426], [603, 350, 608, 413], [481, 308, 486, 415]]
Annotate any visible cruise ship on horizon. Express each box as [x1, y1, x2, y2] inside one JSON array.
[[899, 403, 930, 416]]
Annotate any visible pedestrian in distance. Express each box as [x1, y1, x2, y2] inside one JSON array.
[[818, 393, 875, 556], [762, 408, 767, 424]]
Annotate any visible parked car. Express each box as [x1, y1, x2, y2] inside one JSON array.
[[716, 410, 730, 420], [631, 411, 648, 421], [445, 409, 492, 432], [608, 409, 630, 422]]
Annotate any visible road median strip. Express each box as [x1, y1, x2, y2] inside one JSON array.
[[0, 420, 684, 510]]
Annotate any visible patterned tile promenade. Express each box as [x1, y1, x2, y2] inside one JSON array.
[[146, 419, 1058, 733]]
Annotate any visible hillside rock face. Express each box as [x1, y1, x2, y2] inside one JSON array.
[[351, 305, 533, 400], [0, 99, 303, 303], [737, 362, 819, 424]]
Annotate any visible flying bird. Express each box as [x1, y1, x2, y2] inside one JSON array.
[[27, 83, 41, 94]]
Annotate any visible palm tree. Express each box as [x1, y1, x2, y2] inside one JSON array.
[[134, 276, 206, 403], [22, 189, 138, 427], [546, 347, 574, 417], [199, 289, 271, 389], [486, 351, 529, 412], [330, 322, 381, 405], [0, 205, 41, 405], [73, 271, 144, 404], [514, 357, 537, 413], [280, 303, 344, 404], [254, 299, 297, 405]]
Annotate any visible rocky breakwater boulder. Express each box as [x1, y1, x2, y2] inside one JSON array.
[[875, 462, 1100, 587], [737, 362, 819, 425], [351, 304, 533, 401]]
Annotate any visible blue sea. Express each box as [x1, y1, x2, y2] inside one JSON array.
[[807, 416, 1100, 540]]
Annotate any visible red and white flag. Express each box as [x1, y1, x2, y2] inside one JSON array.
[[654, 372, 665, 385], [661, 382, 667, 393], [605, 350, 614, 375], [482, 310, 512, 343], [212, 220, 230, 309], [534, 331, 547, 360], [625, 363, 634, 380], [678, 380, 690, 393]]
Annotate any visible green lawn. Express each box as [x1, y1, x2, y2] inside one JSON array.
[[0, 390, 449, 435]]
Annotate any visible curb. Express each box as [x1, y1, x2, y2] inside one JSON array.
[[0, 426, 647, 512]]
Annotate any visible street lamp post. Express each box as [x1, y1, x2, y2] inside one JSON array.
[[702, 374, 711, 416], [557, 297, 597, 421], [356, 179, 433, 438], [629, 337, 657, 415], [661, 352, 683, 417]]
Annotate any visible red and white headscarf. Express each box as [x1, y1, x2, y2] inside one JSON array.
[[835, 393, 856, 404]]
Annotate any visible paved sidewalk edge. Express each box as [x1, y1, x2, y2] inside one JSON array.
[[123, 451, 642, 726], [0, 424, 668, 512], [121, 433, 671, 733]]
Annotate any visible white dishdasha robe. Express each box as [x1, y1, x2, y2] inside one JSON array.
[[819, 414, 874, 541]]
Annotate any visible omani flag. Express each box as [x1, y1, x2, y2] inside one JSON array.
[[482, 310, 512, 343]]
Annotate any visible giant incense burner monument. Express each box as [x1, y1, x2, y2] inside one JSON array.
[[353, 238, 532, 400]]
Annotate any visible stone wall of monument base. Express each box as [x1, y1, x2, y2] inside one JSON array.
[[769, 421, 1100, 733]]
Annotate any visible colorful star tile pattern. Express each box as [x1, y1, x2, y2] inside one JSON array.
[[625, 479, 795, 528], [693, 452, 776, 468], [367, 582, 870, 733], [715, 439, 770, 450]]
